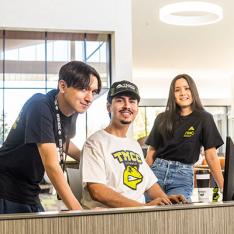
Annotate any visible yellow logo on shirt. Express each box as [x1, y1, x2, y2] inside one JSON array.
[[12, 116, 20, 129], [123, 166, 143, 190], [184, 126, 195, 137], [112, 150, 143, 164], [112, 150, 143, 190]]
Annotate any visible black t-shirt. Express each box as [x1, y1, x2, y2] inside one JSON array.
[[145, 110, 223, 164], [0, 90, 78, 205]]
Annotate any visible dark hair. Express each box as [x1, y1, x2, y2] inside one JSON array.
[[59, 61, 102, 93], [158, 74, 204, 139]]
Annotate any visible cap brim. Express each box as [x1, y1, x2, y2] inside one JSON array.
[[111, 90, 140, 101]]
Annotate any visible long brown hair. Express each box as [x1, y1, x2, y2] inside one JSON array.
[[158, 74, 204, 139]]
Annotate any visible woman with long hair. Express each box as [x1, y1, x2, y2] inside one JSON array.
[[145, 74, 224, 200]]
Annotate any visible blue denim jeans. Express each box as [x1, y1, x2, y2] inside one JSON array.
[[151, 158, 194, 200], [0, 198, 44, 214]]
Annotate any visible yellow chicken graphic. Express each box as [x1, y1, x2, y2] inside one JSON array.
[[123, 165, 143, 190]]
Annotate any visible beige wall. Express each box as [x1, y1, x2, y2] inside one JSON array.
[[0, 0, 133, 84]]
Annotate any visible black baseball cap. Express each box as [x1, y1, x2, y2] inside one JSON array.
[[107, 80, 140, 102]]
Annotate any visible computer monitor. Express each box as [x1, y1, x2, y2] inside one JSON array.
[[223, 136, 234, 201]]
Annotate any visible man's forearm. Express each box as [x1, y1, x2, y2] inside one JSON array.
[[38, 143, 82, 210], [44, 162, 82, 210], [87, 183, 144, 208]]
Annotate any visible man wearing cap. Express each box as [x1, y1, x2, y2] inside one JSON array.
[[81, 80, 186, 209]]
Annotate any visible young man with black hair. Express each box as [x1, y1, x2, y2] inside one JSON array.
[[0, 61, 101, 213], [81, 80, 186, 209]]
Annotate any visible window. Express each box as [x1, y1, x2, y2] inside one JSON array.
[[0, 30, 111, 147]]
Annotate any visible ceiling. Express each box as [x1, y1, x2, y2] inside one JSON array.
[[132, 0, 234, 81]]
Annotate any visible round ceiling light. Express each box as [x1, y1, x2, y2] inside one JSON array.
[[159, 1, 223, 26]]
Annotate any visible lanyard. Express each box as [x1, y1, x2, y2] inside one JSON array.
[[54, 96, 66, 167], [54, 95, 71, 196]]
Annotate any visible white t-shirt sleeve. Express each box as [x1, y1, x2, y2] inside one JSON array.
[[82, 139, 107, 185]]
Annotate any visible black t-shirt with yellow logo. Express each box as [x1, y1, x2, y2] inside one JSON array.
[[0, 90, 78, 205], [145, 110, 223, 164]]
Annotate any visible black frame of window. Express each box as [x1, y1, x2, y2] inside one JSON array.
[[0, 30, 112, 145]]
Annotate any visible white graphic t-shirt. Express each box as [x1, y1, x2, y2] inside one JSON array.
[[81, 129, 157, 209]]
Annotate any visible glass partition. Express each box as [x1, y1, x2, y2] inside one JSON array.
[[46, 32, 85, 89], [0, 31, 3, 144], [205, 106, 228, 154], [85, 34, 110, 88], [0, 30, 3, 88], [0, 89, 3, 145], [227, 106, 234, 149], [0, 30, 111, 147], [4, 31, 46, 89]]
